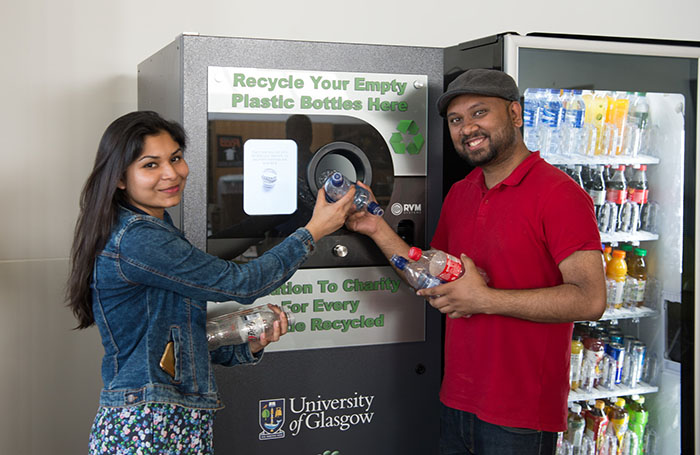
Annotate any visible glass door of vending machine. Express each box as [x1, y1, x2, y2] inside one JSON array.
[[444, 33, 700, 454]]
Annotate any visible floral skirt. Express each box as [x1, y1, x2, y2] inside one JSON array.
[[88, 403, 216, 455]]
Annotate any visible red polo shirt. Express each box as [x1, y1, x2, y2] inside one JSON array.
[[431, 151, 601, 432]]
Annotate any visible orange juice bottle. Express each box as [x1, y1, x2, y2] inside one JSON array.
[[603, 245, 612, 273], [609, 93, 630, 155], [606, 250, 627, 309]]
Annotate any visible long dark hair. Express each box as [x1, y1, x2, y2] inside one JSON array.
[[66, 111, 186, 329]]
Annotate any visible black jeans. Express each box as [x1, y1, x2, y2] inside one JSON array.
[[440, 404, 556, 455]]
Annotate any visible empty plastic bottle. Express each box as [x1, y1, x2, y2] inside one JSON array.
[[390, 254, 442, 290], [407, 247, 464, 282], [323, 171, 384, 216], [206, 304, 294, 350]]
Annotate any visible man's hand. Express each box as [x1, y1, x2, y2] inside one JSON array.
[[344, 181, 382, 237], [417, 254, 489, 318]]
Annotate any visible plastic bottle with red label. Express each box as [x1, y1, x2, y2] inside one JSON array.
[[606, 165, 627, 231], [407, 247, 490, 284], [627, 165, 649, 230], [585, 399, 610, 454]]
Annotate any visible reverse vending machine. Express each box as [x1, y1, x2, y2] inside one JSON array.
[[138, 34, 444, 454]]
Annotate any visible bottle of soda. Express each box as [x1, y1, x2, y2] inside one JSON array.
[[606, 165, 628, 230], [626, 395, 649, 455], [407, 246, 464, 282], [627, 164, 649, 230], [586, 165, 606, 218], [407, 246, 490, 284], [206, 304, 294, 350], [323, 171, 384, 216], [390, 254, 442, 290]]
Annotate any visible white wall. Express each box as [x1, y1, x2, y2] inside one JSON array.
[[1, 0, 698, 453]]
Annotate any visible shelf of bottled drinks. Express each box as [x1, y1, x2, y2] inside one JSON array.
[[545, 154, 660, 167], [568, 382, 658, 404], [525, 89, 664, 454], [596, 304, 656, 323]]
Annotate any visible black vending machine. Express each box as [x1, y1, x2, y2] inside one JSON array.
[[138, 34, 444, 454]]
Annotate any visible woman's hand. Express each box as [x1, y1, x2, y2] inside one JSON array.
[[249, 304, 289, 354], [304, 186, 356, 242]]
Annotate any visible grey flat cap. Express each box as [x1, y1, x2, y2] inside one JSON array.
[[437, 69, 520, 116]]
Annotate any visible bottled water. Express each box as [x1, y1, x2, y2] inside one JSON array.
[[562, 89, 586, 155], [323, 171, 384, 216], [390, 254, 442, 290], [539, 89, 564, 156], [624, 92, 650, 156], [522, 88, 542, 151]]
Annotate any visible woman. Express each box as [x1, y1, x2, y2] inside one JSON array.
[[66, 111, 354, 454]]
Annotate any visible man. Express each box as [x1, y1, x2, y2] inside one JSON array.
[[346, 69, 606, 455]]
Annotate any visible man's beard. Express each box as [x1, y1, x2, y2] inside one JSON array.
[[455, 124, 517, 167]]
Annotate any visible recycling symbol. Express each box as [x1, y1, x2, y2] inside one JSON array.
[[389, 120, 425, 155]]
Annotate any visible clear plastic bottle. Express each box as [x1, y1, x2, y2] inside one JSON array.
[[206, 304, 294, 350], [407, 247, 490, 284], [390, 254, 442, 290], [407, 246, 464, 282], [625, 92, 650, 156], [539, 89, 564, 156], [323, 171, 384, 216], [562, 89, 586, 155], [566, 403, 586, 453], [523, 88, 542, 151]]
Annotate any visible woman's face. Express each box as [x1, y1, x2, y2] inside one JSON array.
[[118, 131, 189, 219]]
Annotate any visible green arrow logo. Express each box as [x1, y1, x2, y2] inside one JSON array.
[[390, 119, 425, 155]]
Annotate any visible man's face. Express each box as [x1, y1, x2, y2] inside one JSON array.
[[445, 94, 522, 167]]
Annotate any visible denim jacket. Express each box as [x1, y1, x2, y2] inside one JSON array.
[[92, 205, 315, 410]]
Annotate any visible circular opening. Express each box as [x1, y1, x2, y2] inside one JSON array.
[[306, 141, 372, 193]]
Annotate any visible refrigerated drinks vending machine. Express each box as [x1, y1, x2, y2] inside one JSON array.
[[443, 32, 698, 454]]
